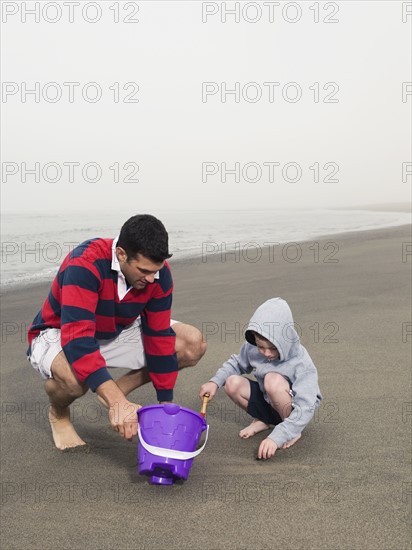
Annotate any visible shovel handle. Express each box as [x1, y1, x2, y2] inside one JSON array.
[[200, 393, 210, 417]]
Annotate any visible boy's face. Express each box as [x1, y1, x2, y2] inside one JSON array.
[[255, 335, 280, 360]]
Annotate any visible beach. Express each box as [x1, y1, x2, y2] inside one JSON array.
[[1, 225, 411, 550]]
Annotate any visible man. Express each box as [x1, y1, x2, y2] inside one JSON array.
[[27, 214, 206, 450]]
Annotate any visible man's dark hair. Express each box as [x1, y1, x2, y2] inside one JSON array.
[[117, 214, 172, 263]]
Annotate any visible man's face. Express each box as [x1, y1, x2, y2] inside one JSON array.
[[116, 248, 164, 290], [255, 335, 280, 360]]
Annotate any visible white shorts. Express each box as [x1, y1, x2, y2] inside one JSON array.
[[28, 317, 179, 380]]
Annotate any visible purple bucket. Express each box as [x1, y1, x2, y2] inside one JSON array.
[[137, 403, 208, 485]]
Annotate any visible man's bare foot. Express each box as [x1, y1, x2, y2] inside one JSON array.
[[48, 405, 87, 450], [281, 433, 301, 449], [239, 419, 270, 439]]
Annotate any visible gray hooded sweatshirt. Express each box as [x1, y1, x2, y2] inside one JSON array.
[[209, 298, 322, 448]]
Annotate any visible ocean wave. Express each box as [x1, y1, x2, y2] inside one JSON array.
[[1, 209, 410, 291]]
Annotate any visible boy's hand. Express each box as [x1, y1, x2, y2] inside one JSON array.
[[257, 438, 278, 460], [199, 381, 218, 400]]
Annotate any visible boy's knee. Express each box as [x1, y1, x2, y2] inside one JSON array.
[[224, 375, 242, 395], [263, 372, 287, 392]]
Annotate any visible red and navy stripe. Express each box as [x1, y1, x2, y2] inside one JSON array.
[[27, 238, 177, 400]]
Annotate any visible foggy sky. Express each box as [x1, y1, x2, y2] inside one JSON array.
[[1, 1, 411, 213]]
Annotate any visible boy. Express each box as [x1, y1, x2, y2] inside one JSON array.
[[199, 297, 322, 460]]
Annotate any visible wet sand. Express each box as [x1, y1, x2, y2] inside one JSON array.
[[1, 225, 411, 549]]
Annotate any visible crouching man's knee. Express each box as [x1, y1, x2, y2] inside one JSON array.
[[63, 380, 89, 399], [48, 351, 89, 399], [174, 323, 207, 368]]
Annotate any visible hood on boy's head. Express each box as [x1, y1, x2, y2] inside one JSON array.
[[245, 297, 300, 361]]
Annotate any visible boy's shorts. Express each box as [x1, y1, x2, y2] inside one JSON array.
[[246, 379, 292, 426], [28, 317, 180, 380]]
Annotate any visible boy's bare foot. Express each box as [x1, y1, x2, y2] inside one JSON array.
[[239, 419, 270, 439], [48, 405, 87, 450], [281, 433, 301, 449]]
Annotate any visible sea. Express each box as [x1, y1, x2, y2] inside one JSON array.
[[1, 208, 410, 291]]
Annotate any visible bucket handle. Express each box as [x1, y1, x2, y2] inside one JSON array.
[[137, 425, 209, 461]]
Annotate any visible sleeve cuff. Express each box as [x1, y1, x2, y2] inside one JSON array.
[[209, 376, 223, 388], [85, 368, 113, 392], [156, 389, 173, 402]]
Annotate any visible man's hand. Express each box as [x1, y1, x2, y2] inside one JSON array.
[[96, 379, 142, 441], [199, 381, 218, 401], [108, 399, 141, 440], [257, 437, 278, 460]]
